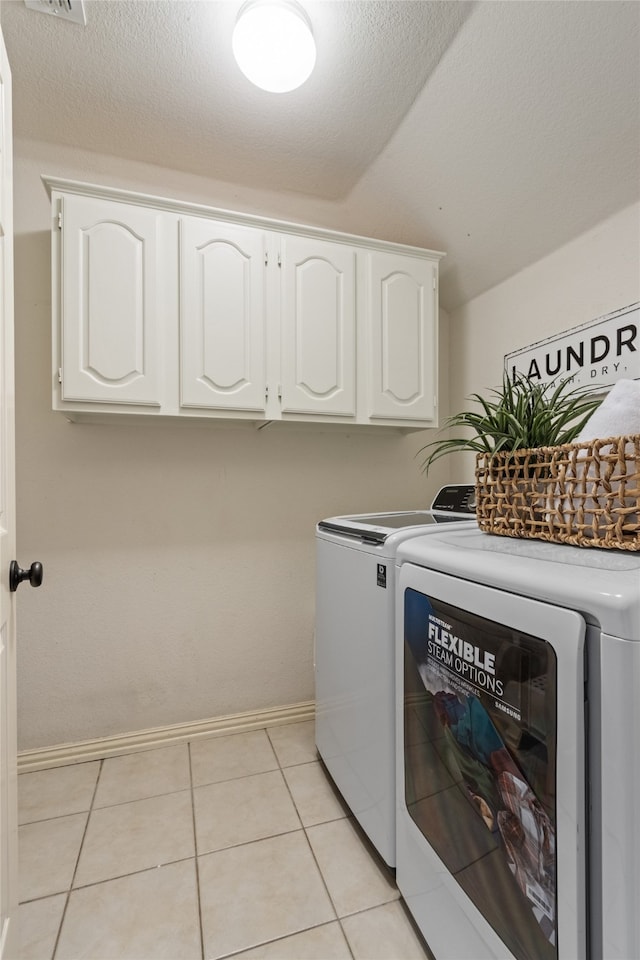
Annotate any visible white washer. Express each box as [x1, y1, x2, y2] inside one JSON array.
[[395, 526, 640, 960], [315, 485, 477, 867]]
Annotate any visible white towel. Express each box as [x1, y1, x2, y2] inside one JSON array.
[[550, 379, 640, 537], [575, 378, 640, 442]]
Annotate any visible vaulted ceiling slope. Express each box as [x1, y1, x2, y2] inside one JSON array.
[[2, 0, 639, 309]]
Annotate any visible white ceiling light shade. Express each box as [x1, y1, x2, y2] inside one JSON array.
[[232, 0, 316, 93]]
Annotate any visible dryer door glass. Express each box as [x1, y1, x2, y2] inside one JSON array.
[[404, 589, 558, 960]]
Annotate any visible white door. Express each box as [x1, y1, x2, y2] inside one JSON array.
[[0, 28, 18, 960], [397, 564, 586, 960], [60, 195, 163, 406], [180, 217, 267, 413], [280, 235, 356, 417], [367, 252, 437, 423]]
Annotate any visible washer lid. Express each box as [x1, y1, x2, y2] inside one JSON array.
[[317, 511, 437, 543], [317, 483, 477, 544]]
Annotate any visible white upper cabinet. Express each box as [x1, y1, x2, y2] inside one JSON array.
[[366, 252, 437, 424], [59, 194, 163, 406], [180, 217, 267, 413], [46, 178, 442, 430], [279, 235, 356, 418]]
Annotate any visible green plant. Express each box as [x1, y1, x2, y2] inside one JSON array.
[[418, 372, 602, 474]]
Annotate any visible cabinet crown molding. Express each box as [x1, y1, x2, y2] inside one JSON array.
[[42, 175, 445, 261]]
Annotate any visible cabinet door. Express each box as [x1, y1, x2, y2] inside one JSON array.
[[180, 218, 266, 413], [368, 253, 437, 423], [280, 235, 356, 417], [60, 195, 162, 405]]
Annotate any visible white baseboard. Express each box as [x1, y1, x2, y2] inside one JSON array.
[[18, 700, 315, 773]]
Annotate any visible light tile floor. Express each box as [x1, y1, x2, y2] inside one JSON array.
[[17, 721, 433, 960]]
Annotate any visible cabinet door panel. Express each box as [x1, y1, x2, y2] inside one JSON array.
[[180, 218, 266, 412], [280, 236, 356, 417], [368, 253, 437, 423], [61, 196, 161, 404]]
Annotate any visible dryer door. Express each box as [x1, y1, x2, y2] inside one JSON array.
[[396, 564, 586, 960]]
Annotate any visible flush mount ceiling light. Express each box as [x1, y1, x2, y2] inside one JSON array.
[[232, 0, 316, 93]]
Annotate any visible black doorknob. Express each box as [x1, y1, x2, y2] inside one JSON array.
[[9, 561, 43, 593]]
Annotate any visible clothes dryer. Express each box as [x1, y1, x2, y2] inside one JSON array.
[[315, 485, 476, 867], [395, 527, 640, 960]]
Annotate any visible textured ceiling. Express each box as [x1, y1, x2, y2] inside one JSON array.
[[2, 0, 640, 310], [2, 0, 473, 198]]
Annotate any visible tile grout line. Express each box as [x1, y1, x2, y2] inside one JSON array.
[[320, 812, 413, 959], [266, 723, 354, 953], [300, 818, 356, 960], [22, 784, 196, 824], [266, 729, 353, 958], [212, 919, 352, 960], [265, 723, 343, 922], [20, 759, 350, 828], [193, 764, 281, 792], [219, 725, 347, 959], [263, 725, 283, 771], [19, 854, 200, 900], [277, 724, 358, 960], [44, 827, 311, 896], [271, 734, 306, 835], [205, 730, 377, 958], [90, 784, 193, 813], [50, 757, 104, 960], [188, 740, 206, 960]]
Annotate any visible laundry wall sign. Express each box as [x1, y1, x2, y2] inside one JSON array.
[[505, 302, 639, 391]]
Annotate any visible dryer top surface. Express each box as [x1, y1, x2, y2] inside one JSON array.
[[398, 528, 640, 639]]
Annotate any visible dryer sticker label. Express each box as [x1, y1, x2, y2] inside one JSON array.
[[427, 616, 504, 696], [403, 588, 558, 960]]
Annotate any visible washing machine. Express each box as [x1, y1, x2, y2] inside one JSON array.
[[315, 484, 477, 868], [395, 526, 640, 960]]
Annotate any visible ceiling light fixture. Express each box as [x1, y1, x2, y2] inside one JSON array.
[[232, 0, 316, 93]]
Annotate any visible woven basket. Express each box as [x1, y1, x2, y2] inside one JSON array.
[[475, 435, 640, 550]]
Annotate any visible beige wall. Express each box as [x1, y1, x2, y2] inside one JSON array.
[[448, 202, 640, 479], [14, 139, 451, 751]]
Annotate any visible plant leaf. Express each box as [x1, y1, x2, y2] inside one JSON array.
[[417, 372, 603, 474]]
